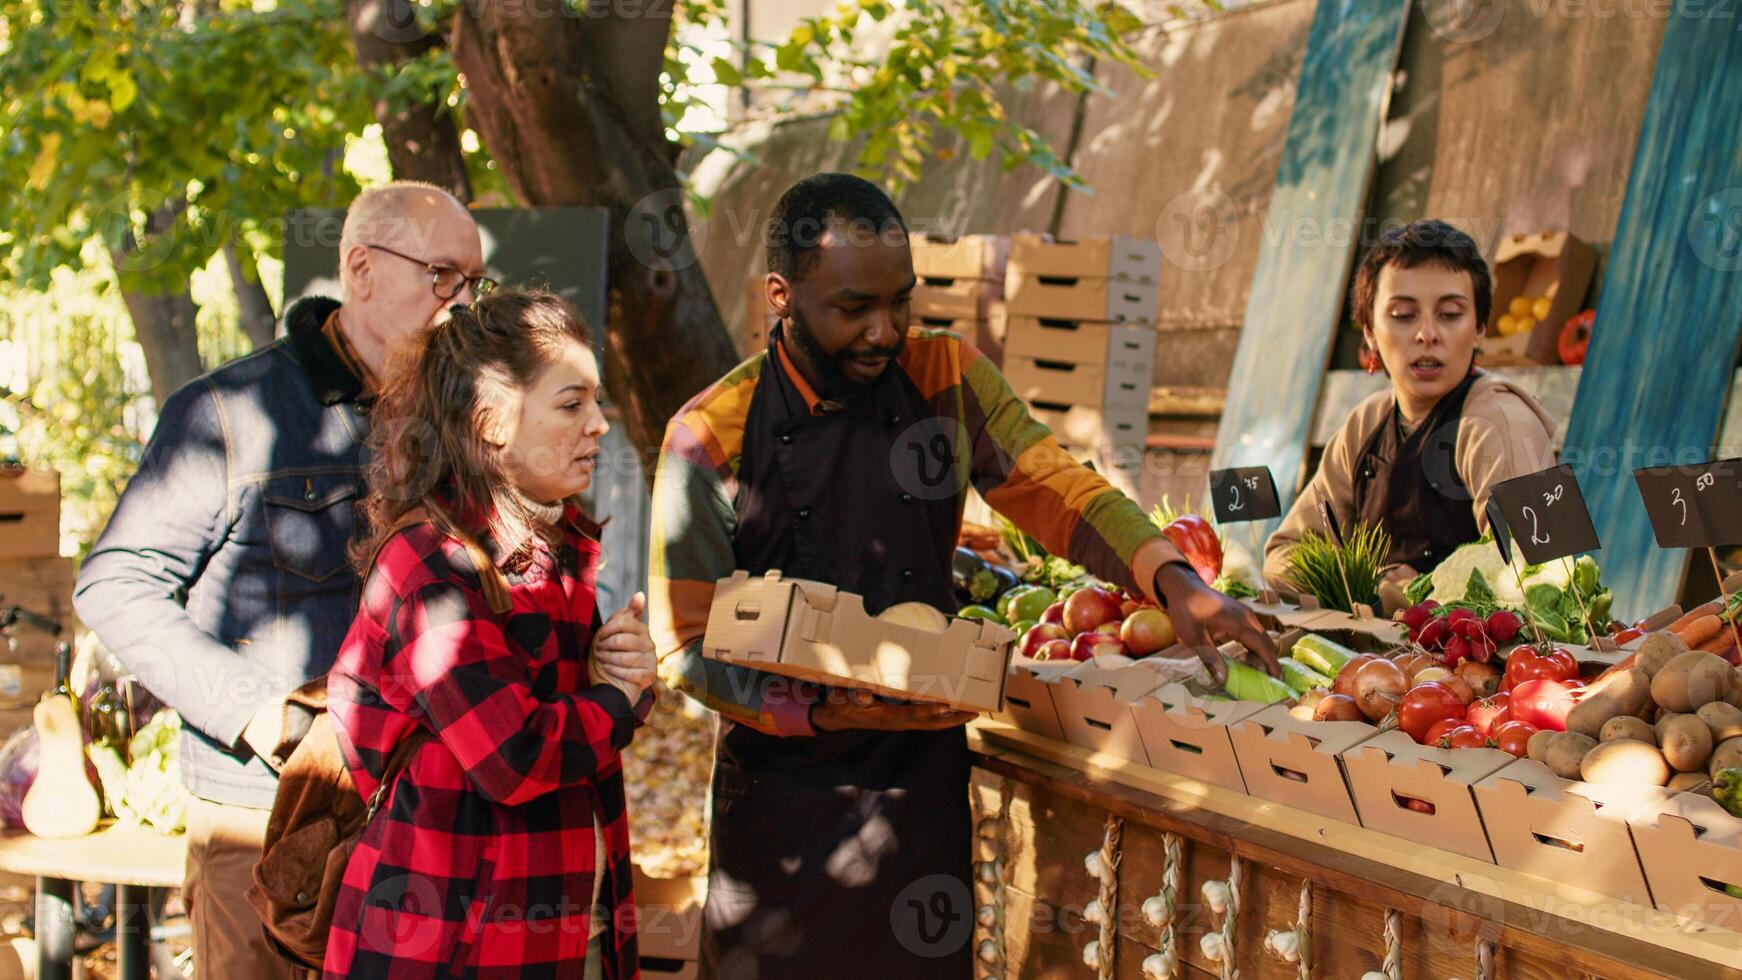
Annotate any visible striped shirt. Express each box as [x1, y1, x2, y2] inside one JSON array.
[[648, 328, 1182, 736]]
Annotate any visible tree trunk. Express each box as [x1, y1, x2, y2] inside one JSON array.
[[111, 203, 205, 407], [349, 0, 474, 202], [225, 240, 279, 348], [450, 4, 739, 472]]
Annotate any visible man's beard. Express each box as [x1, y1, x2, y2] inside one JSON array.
[[786, 305, 904, 396]]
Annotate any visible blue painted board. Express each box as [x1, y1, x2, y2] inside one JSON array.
[[1560, 18, 1742, 620], [1210, 0, 1412, 541]]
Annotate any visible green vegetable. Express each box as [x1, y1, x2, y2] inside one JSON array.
[[1461, 568, 1500, 617], [1278, 657, 1333, 696], [1283, 523, 1391, 613], [1715, 768, 1742, 819], [1292, 634, 1357, 677], [1403, 574, 1436, 606], [1214, 576, 1258, 600], [87, 744, 132, 821], [1427, 538, 1575, 608], [1221, 658, 1294, 704], [957, 604, 1006, 626], [1574, 555, 1600, 597]]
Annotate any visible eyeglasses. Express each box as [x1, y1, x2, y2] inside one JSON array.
[[367, 243, 498, 300]]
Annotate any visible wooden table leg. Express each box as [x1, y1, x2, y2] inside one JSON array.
[[34, 875, 73, 980], [116, 883, 149, 980]]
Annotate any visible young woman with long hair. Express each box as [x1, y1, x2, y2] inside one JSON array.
[[323, 289, 655, 979]]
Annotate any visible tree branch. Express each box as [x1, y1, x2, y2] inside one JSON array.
[[348, 0, 473, 200]]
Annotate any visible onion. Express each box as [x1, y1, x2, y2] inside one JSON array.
[[1353, 658, 1409, 721], [1313, 693, 1365, 722], [1393, 650, 1432, 678], [1413, 666, 1454, 685], [1333, 654, 1380, 698], [1437, 673, 1477, 705], [1455, 660, 1502, 699]]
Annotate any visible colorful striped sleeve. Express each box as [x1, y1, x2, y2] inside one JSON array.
[[648, 356, 818, 737], [905, 332, 1184, 593]]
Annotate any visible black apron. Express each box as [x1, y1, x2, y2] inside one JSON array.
[[701, 332, 974, 980], [1351, 368, 1482, 573]]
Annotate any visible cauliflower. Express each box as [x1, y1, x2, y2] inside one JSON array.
[[1421, 539, 1571, 607]]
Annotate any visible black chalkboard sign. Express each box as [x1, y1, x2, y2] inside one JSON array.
[[1208, 467, 1282, 524], [1486, 499, 1513, 566], [1489, 464, 1600, 565], [1634, 459, 1742, 549]]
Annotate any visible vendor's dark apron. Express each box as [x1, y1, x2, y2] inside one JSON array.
[[700, 333, 974, 980], [1352, 368, 1482, 573]]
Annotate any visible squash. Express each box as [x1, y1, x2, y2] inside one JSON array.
[[21, 694, 101, 839]]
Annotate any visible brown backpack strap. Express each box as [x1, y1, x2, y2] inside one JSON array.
[[364, 727, 435, 821], [368, 504, 513, 615]]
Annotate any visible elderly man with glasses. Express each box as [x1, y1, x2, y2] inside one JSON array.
[[75, 181, 486, 980]]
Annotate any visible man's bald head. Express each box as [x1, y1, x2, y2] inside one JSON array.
[[339, 181, 471, 259]]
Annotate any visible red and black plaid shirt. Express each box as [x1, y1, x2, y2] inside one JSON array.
[[324, 509, 652, 979]]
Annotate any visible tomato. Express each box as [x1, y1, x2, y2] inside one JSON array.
[[1434, 725, 1488, 750], [1398, 683, 1467, 744], [1508, 678, 1584, 732], [1492, 720, 1539, 758], [1402, 797, 1436, 814], [1465, 693, 1511, 737], [1503, 647, 1579, 690], [1421, 718, 1462, 746]]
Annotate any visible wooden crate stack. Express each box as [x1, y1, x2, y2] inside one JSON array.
[[1001, 234, 1161, 498], [0, 468, 70, 734], [909, 234, 1009, 361]]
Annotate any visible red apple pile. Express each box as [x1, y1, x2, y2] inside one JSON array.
[[1022, 585, 1177, 662]]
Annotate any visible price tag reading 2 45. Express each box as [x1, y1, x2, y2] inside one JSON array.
[[1208, 467, 1282, 524], [1489, 464, 1601, 565]]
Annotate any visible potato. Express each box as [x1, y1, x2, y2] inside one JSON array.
[[1565, 667, 1652, 738], [1636, 632, 1690, 677], [1667, 771, 1712, 795], [1660, 715, 1715, 773], [1600, 716, 1656, 744], [1697, 702, 1742, 743], [1727, 667, 1742, 709], [1580, 739, 1671, 785], [1527, 729, 1557, 764], [1655, 711, 1685, 744], [1544, 731, 1599, 780], [1650, 652, 1734, 713], [1709, 736, 1742, 780]]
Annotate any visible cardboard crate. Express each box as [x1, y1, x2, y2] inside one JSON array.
[[1029, 403, 1146, 451], [1228, 703, 1376, 824], [633, 865, 704, 978], [1342, 729, 1515, 863], [1003, 316, 1156, 371], [702, 570, 1014, 713], [1046, 660, 1163, 765], [1630, 792, 1742, 927], [1007, 233, 1161, 283], [0, 469, 59, 561], [1480, 231, 1598, 366], [0, 556, 77, 665], [1130, 681, 1264, 793], [913, 276, 1002, 321], [1003, 357, 1149, 414], [1004, 274, 1159, 324], [911, 234, 1008, 282], [1473, 759, 1664, 906], [993, 658, 1074, 739], [914, 315, 981, 349]]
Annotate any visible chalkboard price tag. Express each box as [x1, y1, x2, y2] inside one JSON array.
[[1489, 464, 1600, 565], [1486, 499, 1513, 566], [1208, 467, 1282, 524], [1634, 459, 1742, 549]]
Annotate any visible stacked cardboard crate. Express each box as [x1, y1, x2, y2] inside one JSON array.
[[0, 468, 70, 733], [1001, 234, 1161, 496], [910, 234, 1008, 360]]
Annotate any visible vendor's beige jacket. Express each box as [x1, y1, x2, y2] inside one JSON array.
[[1263, 373, 1558, 588]]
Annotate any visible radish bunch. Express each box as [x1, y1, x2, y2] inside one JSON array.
[[1397, 601, 1524, 667]]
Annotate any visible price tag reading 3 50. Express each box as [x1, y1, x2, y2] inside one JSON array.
[[1634, 459, 1742, 548], [1490, 464, 1601, 565]]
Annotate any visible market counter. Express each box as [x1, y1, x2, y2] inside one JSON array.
[[966, 720, 1742, 979]]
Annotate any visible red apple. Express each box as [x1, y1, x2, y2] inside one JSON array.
[[1018, 623, 1069, 659], [1034, 639, 1071, 662], [1069, 631, 1123, 661], [1094, 620, 1123, 637], [1063, 586, 1122, 635], [1119, 608, 1177, 656], [1040, 601, 1066, 626]]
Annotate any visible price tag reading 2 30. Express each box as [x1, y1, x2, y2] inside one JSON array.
[[1489, 464, 1601, 565]]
